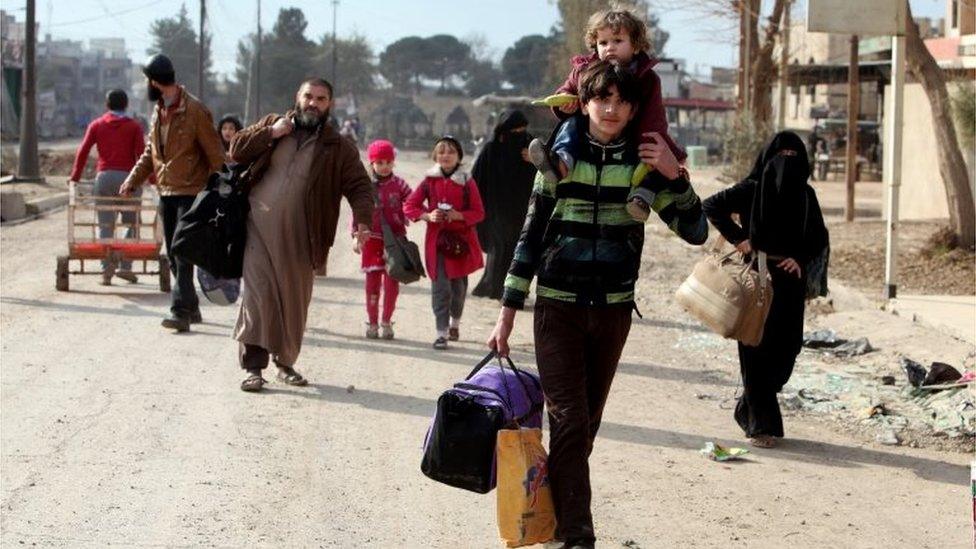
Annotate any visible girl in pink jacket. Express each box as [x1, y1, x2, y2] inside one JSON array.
[[403, 136, 485, 350], [355, 140, 412, 340]]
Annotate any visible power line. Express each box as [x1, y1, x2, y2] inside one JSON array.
[[48, 0, 166, 27]]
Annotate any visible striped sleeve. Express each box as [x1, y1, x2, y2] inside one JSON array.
[[644, 171, 708, 245], [502, 173, 557, 309]]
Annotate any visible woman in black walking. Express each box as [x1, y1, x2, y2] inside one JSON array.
[[702, 131, 829, 448], [471, 110, 536, 300]]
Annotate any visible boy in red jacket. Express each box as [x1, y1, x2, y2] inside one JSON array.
[[528, 7, 687, 222], [69, 89, 147, 285]]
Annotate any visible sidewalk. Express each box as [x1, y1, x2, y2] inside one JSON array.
[[891, 294, 976, 345]]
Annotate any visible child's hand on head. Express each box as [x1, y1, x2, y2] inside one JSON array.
[[558, 100, 579, 114]]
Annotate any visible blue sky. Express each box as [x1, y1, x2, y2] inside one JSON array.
[[2, 0, 951, 80]]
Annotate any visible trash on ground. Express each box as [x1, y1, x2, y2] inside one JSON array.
[[700, 442, 750, 462], [901, 357, 927, 388], [876, 428, 901, 446], [802, 330, 873, 357], [798, 387, 835, 403], [923, 362, 962, 386], [827, 338, 873, 357], [802, 329, 842, 348], [861, 403, 887, 419]]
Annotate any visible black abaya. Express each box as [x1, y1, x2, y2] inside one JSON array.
[[703, 131, 828, 438], [472, 110, 536, 299]]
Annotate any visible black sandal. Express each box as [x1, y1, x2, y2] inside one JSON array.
[[240, 373, 266, 392], [276, 366, 308, 386]]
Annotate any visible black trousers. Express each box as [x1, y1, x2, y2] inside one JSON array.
[[159, 195, 199, 317], [735, 269, 806, 438], [533, 297, 632, 544]]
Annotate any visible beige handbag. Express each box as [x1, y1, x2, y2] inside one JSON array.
[[675, 241, 773, 347]]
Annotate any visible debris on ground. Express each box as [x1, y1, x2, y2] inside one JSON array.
[[876, 428, 900, 446], [700, 442, 750, 462], [802, 329, 874, 357], [782, 357, 975, 446], [923, 362, 962, 387], [901, 358, 928, 388]]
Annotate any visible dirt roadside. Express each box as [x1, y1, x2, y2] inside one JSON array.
[[0, 152, 968, 548]]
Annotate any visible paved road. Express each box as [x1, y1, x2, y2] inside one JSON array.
[[0, 169, 968, 547]]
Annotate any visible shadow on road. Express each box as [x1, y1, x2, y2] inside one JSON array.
[[314, 276, 430, 296], [632, 316, 710, 333], [259, 382, 966, 486], [616, 362, 737, 387], [304, 325, 536, 368], [1, 294, 167, 318]]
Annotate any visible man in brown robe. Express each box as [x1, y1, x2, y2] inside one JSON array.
[[228, 78, 373, 392]]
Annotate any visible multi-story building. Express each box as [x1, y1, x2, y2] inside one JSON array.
[[1, 9, 27, 138], [35, 35, 133, 138]]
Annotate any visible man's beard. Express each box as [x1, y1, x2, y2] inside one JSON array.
[[294, 105, 328, 130], [147, 82, 162, 102]]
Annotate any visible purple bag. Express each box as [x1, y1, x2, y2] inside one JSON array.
[[421, 352, 543, 493]]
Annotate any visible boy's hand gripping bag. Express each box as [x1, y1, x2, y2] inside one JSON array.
[[496, 428, 556, 547]]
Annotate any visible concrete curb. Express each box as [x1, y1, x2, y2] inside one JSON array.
[[25, 192, 69, 215], [1, 192, 69, 226]]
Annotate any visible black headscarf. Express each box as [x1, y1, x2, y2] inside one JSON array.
[[749, 131, 825, 261], [472, 110, 535, 250]]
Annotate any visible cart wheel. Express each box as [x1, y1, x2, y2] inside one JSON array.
[[56, 256, 69, 292], [158, 255, 172, 293]]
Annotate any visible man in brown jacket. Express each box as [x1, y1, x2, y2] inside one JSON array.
[[229, 77, 373, 392], [120, 54, 224, 332]]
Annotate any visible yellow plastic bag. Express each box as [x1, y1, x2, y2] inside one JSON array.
[[496, 428, 556, 547]]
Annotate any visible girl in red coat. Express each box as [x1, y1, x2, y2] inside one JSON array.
[[354, 140, 412, 339], [403, 136, 485, 350]]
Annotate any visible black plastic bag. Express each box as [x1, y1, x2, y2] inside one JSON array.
[[170, 166, 250, 279]]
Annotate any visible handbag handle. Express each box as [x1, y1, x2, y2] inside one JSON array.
[[466, 350, 543, 411]]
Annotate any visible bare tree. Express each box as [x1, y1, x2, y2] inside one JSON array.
[[745, 0, 786, 123], [673, 0, 786, 124], [903, 1, 975, 248]]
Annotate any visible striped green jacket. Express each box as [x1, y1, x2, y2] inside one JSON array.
[[502, 135, 707, 309]]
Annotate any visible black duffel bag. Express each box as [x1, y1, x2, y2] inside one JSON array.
[[379, 215, 425, 284], [170, 165, 250, 279]]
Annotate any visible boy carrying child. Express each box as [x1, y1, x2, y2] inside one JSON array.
[[529, 6, 688, 223]]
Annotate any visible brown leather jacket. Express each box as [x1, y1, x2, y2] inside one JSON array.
[[230, 112, 373, 269], [124, 86, 224, 196]]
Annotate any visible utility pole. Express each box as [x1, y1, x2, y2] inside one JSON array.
[[17, 0, 40, 181], [255, 0, 261, 119], [777, 0, 792, 130], [198, 0, 206, 102], [845, 35, 860, 222], [737, 1, 746, 111], [883, 33, 905, 299], [331, 0, 339, 86]]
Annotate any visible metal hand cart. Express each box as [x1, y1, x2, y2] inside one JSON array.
[[55, 180, 171, 292]]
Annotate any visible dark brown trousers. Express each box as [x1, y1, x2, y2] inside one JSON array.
[[239, 343, 271, 371], [533, 297, 632, 543]]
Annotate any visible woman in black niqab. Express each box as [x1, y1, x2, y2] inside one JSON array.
[[702, 131, 828, 448], [471, 110, 537, 299]]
